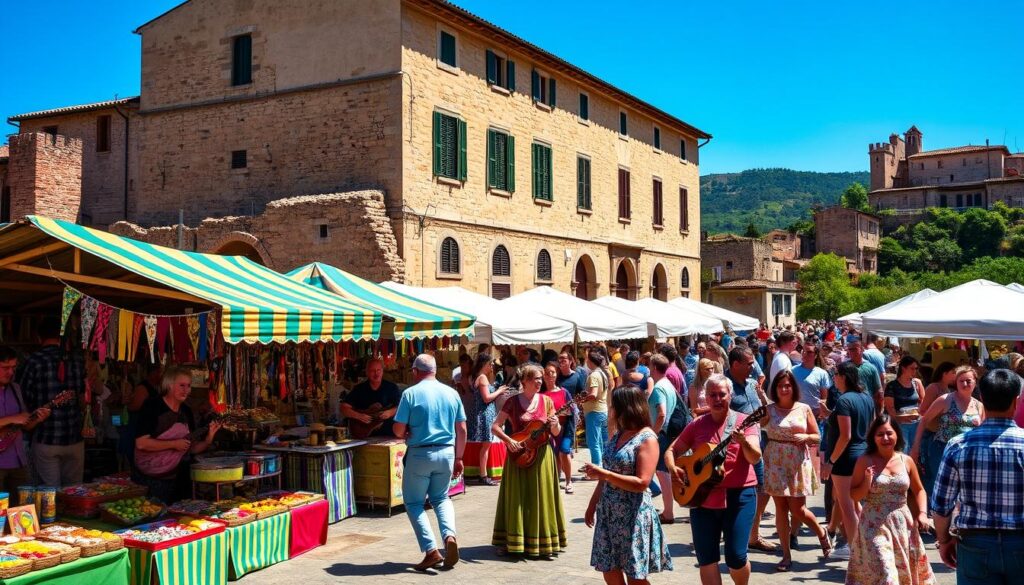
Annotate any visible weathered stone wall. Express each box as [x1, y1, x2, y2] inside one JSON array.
[[765, 229, 801, 261], [111, 190, 405, 282], [814, 207, 880, 274], [6, 133, 83, 222], [709, 289, 797, 329], [701, 239, 774, 282], [907, 151, 1005, 186]]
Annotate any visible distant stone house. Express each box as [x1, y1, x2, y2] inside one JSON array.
[[701, 234, 797, 329], [813, 206, 880, 276]]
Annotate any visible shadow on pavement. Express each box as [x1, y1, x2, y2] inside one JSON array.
[[324, 561, 411, 576]]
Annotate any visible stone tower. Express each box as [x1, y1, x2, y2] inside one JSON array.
[[905, 125, 923, 157], [869, 131, 909, 191]]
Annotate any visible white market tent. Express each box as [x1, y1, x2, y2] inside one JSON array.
[[842, 288, 938, 329], [667, 296, 760, 332], [501, 286, 649, 342], [380, 282, 575, 345], [593, 296, 723, 338], [1008, 282, 1024, 293], [862, 279, 1024, 340]]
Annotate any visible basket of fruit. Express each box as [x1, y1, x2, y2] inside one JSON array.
[[212, 507, 257, 527], [58, 480, 148, 518], [117, 518, 226, 552], [0, 555, 32, 579], [238, 498, 289, 520], [0, 541, 66, 571], [275, 491, 325, 509], [99, 497, 166, 526], [37, 524, 121, 557]]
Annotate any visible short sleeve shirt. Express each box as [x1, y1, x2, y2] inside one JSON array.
[[584, 370, 609, 414], [863, 348, 887, 379], [342, 379, 403, 436], [673, 412, 759, 509], [769, 352, 793, 387], [556, 368, 587, 398], [726, 373, 763, 416], [851, 361, 882, 396], [884, 379, 921, 412], [394, 378, 466, 447], [134, 396, 196, 441], [792, 365, 830, 412], [827, 391, 875, 460]]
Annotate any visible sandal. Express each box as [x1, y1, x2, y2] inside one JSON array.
[[482, 477, 500, 486], [818, 532, 834, 558], [564, 483, 574, 494], [748, 537, 779, 552], [776, 558, 792, 572]]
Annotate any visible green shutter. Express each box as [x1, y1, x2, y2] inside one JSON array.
[[531, 144, 539, 198], [506, 60, 516, 92], [486, 129, 496, 188], [432, 112, 442, 176], [548, 78, 557, 107], [585, 159, 591, 208], [531, 69, 540, 101], [577, 158, 584, 208], [486, 50, 497, 85], [457, 118, 467, 181], [506, 134, 515, 193], [545, 146, 553, 200]]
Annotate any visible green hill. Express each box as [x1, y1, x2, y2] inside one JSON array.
[[700, 168, 870, 234]]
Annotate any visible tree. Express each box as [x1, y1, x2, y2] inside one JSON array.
[[840, 182, 870, 212], [958, 208, 1007, 261], [797, 253, 856, 321], [787, 219, 815, 237], [744, 222, 762, 238]]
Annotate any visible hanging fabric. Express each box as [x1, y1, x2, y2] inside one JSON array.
[[80, 297, 98, 349], [92, 304, 114, 362], [60, 288, 83, 336], [117, 309, 133, 361], [171, 317, 191, 363], [106, 309, 120, 363], [155, 317, 170, 360], [186, 315, 201, 360], [197, 314, 209, 362], [143, 316, 158, 363]]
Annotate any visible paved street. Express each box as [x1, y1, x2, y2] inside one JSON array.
[[250, 450, 955, 584]]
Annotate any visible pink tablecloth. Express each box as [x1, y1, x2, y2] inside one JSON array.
[[288, 499, 329, 558]]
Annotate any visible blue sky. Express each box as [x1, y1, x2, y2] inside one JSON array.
[[3, 0, 1021, 174]]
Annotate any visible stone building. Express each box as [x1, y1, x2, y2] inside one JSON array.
[[868, 126, 1024, 228], [813, 206, 880, 276], [3, 0, 709, 301], [701, 234, 797, 329]]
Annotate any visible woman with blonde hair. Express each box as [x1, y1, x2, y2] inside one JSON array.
[[690, 358, 722, 417]]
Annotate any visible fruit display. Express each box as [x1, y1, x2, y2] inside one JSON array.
[[99, 497, 165, 526], [36, 525, 122, 554], [59, 480, 142, 499], [237, 497, 288, 518], [275, 491, 324, 508], [0, 554, 31, 576], [119, 518, 224, 546], [0, 540, 76, 565], [58, 479, 148, 518], [213, 507, 257, 524], [168, 499, 219, 517]]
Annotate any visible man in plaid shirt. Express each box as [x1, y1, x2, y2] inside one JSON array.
[[932, 368, 1024, 584], [17, 317, 85, 487]]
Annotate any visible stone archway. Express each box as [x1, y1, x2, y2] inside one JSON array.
[[651, 263, 668, 301], [209, 232, 270, 266], [613, 259, 637, 300], [573, 254, 597, 300]]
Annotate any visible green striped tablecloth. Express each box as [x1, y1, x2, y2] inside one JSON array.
[[1, 549, 129, 585], [282, 449, 356, 522], [226, 512, 291, 580], [126, 531, 228, 585]]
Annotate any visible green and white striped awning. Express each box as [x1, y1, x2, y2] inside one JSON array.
[[20, 216, 382, 344], [288, 262, 475, 340]]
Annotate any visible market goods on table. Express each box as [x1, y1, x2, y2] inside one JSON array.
[[117, 518, 226, 552], [57, 480, 147, 518], [0, 554, 32, 579], [99, 497, 165, 526], [168, 499, 257, 526], [191, 458, 244, 483], [37, 524, 124, 555], [272, 491, 325, 509], [0, 538, 79, 570], [237, 498, 289, 519]]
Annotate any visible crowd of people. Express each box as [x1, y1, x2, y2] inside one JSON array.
[[389, 320, 1024, 585]]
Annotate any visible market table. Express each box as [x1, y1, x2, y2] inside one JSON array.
[[226, 512, 291, 580], [126, 531, 228, 585], [257, 441, 366, 523], [288, 499, 329, 558], [0, 549, 130, 585]]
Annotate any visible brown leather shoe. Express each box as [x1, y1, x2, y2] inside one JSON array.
[[442, 536, 460, 569], [413, 549, 443, 572]]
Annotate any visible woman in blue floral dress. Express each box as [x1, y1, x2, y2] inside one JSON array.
[[583, 385, 672, 584]]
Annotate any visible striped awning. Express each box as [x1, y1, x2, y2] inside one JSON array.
[[288, 262, 475, 340], [17, 216, 382, 344]]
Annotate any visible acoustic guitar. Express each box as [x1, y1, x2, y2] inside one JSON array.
[[348, 403, 388, 440], [0, 390, 76, 452], [671, 405, 767, 508], [509, 391, 586, 469], [134, 413, 224, 478]]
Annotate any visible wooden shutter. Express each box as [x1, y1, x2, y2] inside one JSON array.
[[537, 250, 552, 281], [682, 267, 690, 288], [531, 69, 541, 101], [486, 50, 497, 85], [490, 282, 511, 300], [653, 179, 663, 225], [548, 78, 557, 106], [544, 145, 552, 200], [432, 112, 443, 176], [441, 237, 460, 274], [492, 245, 511, 276], [506, 134, 515, 193], [577, 158, 585, 208], [680, 187, 689, 230], [487, 129, 497, 188], [457, 118, 467, 181], [506, 60, 516, 92], [531, 144, 539, 199]]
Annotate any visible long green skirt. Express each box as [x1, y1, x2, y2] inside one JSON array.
[[491, 444, 567, 556]]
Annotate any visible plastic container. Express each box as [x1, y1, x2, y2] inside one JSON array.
[[37, 488, 57, 524], [16, 486, 34, 508], [115, 518, 226, 552]]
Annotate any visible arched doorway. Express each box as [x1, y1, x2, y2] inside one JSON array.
[[650, 263, 668, 301], [614, 259, 636, 300], [211, 233, 268, 266], [573, 254, 596, 300]]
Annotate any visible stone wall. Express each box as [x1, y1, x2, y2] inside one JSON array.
[[814, 206, 880, 274], [701, 238, 774, 282], [6, 133, 83, 222], [111, 190, 405, 282], [907, 150, 1005, 186]]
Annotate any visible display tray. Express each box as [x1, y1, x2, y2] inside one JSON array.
[[115, 518, 226, 552], [57, 486, 148, 519]]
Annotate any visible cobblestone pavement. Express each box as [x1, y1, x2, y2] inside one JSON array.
[[249, 451, 955, 584]]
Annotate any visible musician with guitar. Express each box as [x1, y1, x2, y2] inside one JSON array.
[[664, 374, 762, 585], [133, 366, 222, 503], [340, 358, 402, 439], [0, 346, 47, 493]]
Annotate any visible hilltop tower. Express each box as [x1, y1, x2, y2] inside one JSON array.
[[905, 125, 923, 157]]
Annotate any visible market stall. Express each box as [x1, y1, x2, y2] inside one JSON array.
[[0, 549, 130, 585], [667, 295, 760, 332], [255, 443, 364, 523], [839, 288, 938, 329], [594, 295, 723, 338], [501, 286, 649, 342]]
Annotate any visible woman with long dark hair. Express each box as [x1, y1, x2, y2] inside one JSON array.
[[883, 356, 924, 451], [469, 353, 504, 486], [584, 385, 671, 584], [540, 361, 577, 494]]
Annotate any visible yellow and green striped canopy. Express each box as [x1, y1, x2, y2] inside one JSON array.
[[288, 262, 475, 340], [28, 216, 382, 344]]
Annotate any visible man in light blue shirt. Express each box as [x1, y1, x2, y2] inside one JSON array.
[[394, 354, 467, 571], [863, 333, 888, 379]]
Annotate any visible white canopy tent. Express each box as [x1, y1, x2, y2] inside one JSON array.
[[862, 279, 1024, 340], [501, 287, 650, 342], [843, 288, 938, 329], [667, 296, 760, 332], [594, 296, 723, 338], [837, 312, 862, 325], [1007, 282, 1024, 293], [380, 282, 575, 345]]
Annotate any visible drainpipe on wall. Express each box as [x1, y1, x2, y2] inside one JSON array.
[[112, 102, 130, 221]]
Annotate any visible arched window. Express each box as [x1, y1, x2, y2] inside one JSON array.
[[536, 249, 552, 282], [440, 237, 460, 274], [491, 245, 512, 299], [681, 267, 690, 289]]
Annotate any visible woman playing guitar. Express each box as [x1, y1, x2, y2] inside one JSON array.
[[664, 374, 762, 585]]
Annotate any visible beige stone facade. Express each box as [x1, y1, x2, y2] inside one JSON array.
[[701, 234, 797, 328], [813, 206, 880, 275], [4, 0, 708, 298]]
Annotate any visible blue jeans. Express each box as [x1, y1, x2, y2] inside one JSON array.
[[958, 532, 1024, 585], [690, 486, 757, 569], [899, 421, 918, 451], [585, 411, 609, 465], [402, 446, 457, 553]]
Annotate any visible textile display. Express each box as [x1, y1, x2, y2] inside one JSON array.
[[126, 531, 228, 585], [226, 512, 290, 580], [283, 449, 356, 522], [288, 499, 329, 558]]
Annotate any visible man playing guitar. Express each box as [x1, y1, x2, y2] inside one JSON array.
[[341, 358, 402, 438], [0, 346, 49, 494]]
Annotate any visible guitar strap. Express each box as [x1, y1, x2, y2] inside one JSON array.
[[723, 411, 738, 441]]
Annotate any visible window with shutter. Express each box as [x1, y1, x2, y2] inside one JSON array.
[[680, 187, 689, 231], [680, 139, 687, 161], [531, 69, 554, 107], [433, 112, 461, 180], [681, 267, 690, 289], [578, 93, 589, 121], [653, 178, 663, 226], [536, 249, 552, 282], [619, 112, 628, 136], [654, 127, 661, 150], [532, 143, 552, 201], [576, 156, 591, 210], [439, 30, 457, 68], [487, 129, 513, 192], [618, 168, 631, 219], [490, 282, 512, 300], [492, 245, 511, 277], [232, 35, 252, 86], [440, 237, 460, 274]]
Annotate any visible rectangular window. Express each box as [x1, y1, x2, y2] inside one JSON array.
[[231, 34, 253, 86], [680, 139, 687, 161], [531, 69, 556, 107], [231, 150, 247, 169], [618, 168, 631, 219], [654, 127, 661, 150], [432, 112, 467, 181], [96, 115, 111, 152], [439, 30, 457, 68], [577, 156, 591, 210], [784, 295, 793, 316], [938, 159, 944, 168], [318, 224, 329, 239], [940, 194, 948, 207], [772, 294, 783, 315], [578, 93, 589, 121], [0, 187, 10, 223], [486, 129, 515, 192], [619, 112, 628, 136], [962, 158, 967, 166], [679, 187, 690, 231], [531, 143, 553, 201], [956, 194, 963, 208], [652, 178, 663, 226], [485, 50, 515, 91]]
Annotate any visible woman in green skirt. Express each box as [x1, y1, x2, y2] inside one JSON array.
[[491, 364, 567, 558]]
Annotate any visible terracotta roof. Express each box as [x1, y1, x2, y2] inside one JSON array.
[[7, 97, 139, 123], [713, 279, 799, 291], [908, 145, 1010, 158]]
